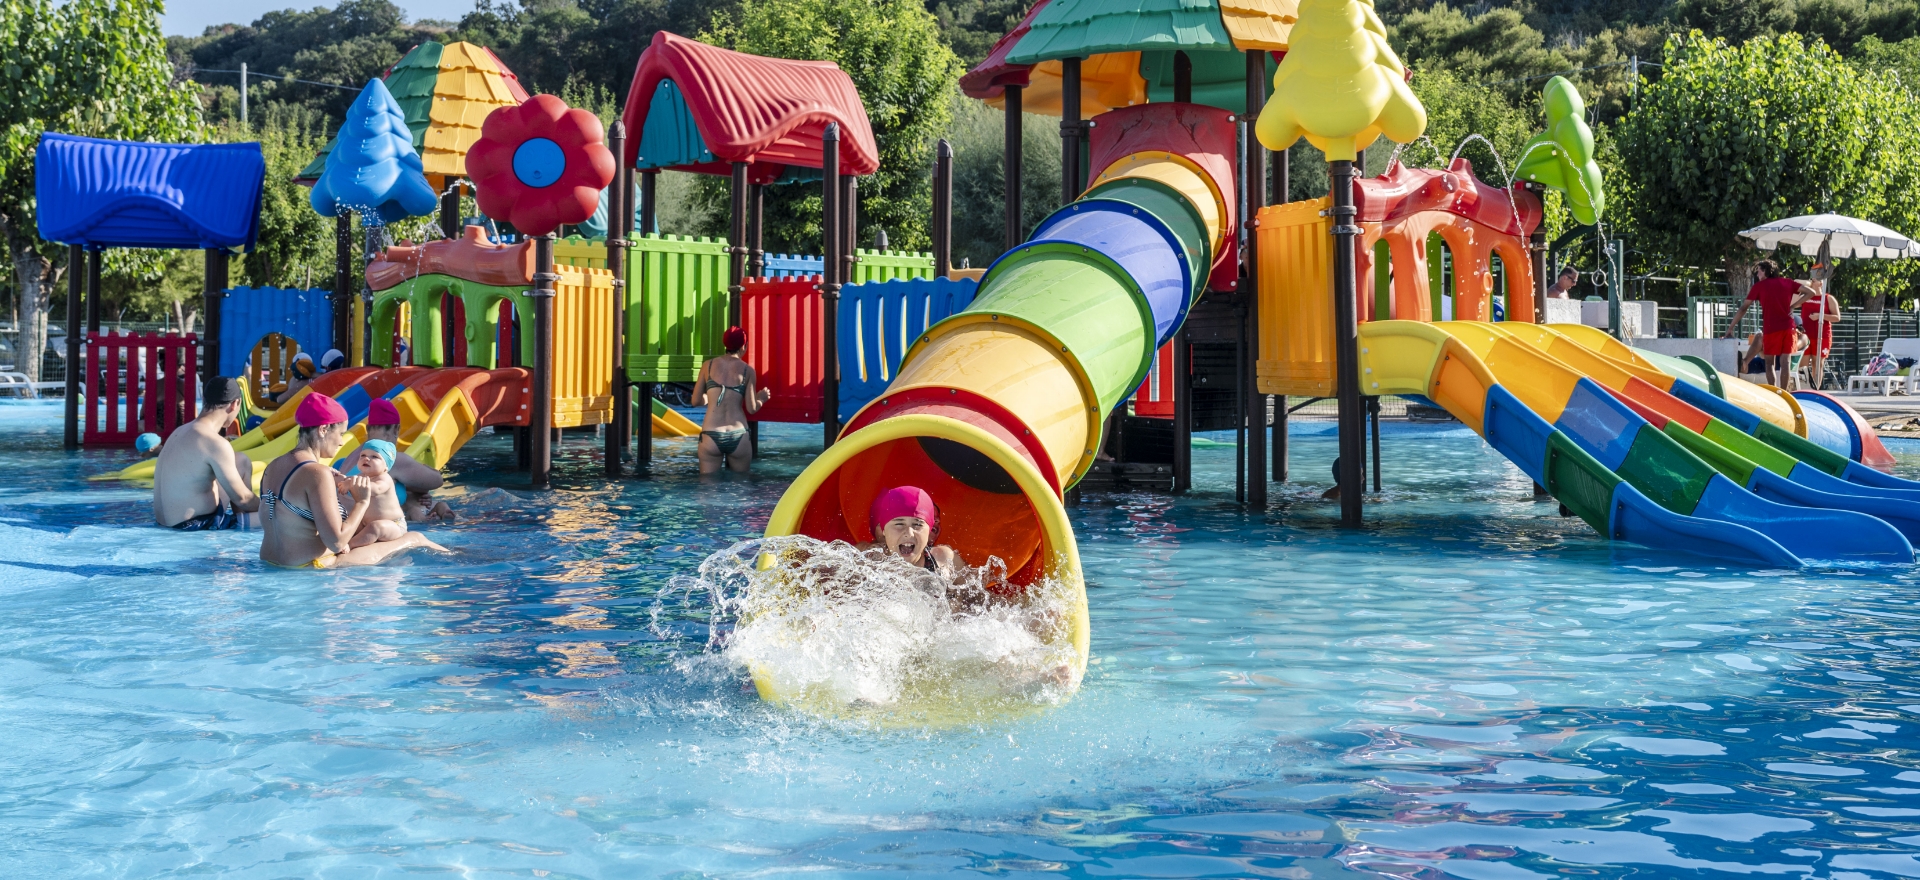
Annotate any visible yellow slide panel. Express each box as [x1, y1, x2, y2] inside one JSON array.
[[1358, 321, 1500, 431], [1549, 322, 1800, 434], [406, 388, 480, 471], [652, 403, 699, 437]]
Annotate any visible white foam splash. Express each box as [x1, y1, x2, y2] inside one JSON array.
[[656, 535, 1080, 719]]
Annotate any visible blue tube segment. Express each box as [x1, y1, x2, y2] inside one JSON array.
[[1607, 481, 1801, 567], [1552, 379, 1642, 471], [1792, 392, 1862, 460], [1029, 200, 1192, 346]]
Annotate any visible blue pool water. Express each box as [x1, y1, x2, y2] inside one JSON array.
[[4, 400, 1920, 877]]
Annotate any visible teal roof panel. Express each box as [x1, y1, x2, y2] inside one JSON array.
[[1006, 0, 1234, 64]]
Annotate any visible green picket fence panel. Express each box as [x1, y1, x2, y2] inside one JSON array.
[[852, 249, 935, 285], [629, 233, 731, 383]]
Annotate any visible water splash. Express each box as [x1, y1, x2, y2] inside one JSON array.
[[654, 535, 1080, 722]]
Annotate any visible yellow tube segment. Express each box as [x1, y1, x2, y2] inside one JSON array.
[[1089, 152, 1226, 253], [881, 317, 1100, 488]]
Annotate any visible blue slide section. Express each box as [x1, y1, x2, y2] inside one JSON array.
[[1748, 466, 1920, 543]]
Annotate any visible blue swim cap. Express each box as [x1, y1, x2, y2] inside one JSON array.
[[134, 433, 162, 453], [360, 438, 397, 469]]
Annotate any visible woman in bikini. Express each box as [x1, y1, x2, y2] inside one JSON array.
[[259, 393, 441, 569], [694, 326, 772, 474]]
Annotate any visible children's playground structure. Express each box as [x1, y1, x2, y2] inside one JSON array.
[[38, 1, 1920, 709]]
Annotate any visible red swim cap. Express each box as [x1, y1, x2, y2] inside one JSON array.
[[295, 392, 348, 428], [869, 486, 939, 535], [723, 325, 747, 351], [367, 398, 400, 426]]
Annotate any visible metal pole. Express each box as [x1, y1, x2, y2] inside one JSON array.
[[1061, 56, 1082, 203], [240, 62, 248, 125], [1273, 145, 1289, 482], [1530, 183, 1548, 324], [530, 235, 557, 489], [333, 214, 352, 355], [202, 248, 224, 385], [821, 123, 843, 449], [1173, 326, 1192, 493], [63, 244, 82, 447], [1004, 85, 1024, 253], [1174, 51, 1193, 102], [1331, 159, 1364, 527], [85, 248, 101, 334], [749, 183, 766, 277], [933, 139, 953, 278], [440, 178, 461, 239], [843, 176, 860, 283], [1369, 395, 1382, 492], [605, 122, 629, 477], [637, 170, 658, 469], [728, 162, 748, 325], [1245, 49, 1267, 505]]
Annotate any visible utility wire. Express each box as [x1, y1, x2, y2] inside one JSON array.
[[1475, 59, 1634, 88], [189, 67, 361, 92]]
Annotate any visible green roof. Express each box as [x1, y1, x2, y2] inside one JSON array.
[[1006, 0, 1237, 65]]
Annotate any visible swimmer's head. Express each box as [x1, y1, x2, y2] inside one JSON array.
[[870, 486, 939, 564]]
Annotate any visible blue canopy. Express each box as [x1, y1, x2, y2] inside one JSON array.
[[35, 133, 265, 250]]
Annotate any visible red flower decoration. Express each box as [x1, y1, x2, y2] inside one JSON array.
[[466, 94, 616, 237]]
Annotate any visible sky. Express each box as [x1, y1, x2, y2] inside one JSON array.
[[161, 0, 475, 36]]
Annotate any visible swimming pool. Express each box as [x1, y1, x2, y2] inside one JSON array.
[[3, 400, 1917, 877]]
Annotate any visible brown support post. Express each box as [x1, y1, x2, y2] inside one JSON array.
[[728, 162, 748, 325], [1369, 395, 1382, 492], [530, 235, 557, 489], [1331, 159, 1364, 527], [933, 139, 953, 278], [1061, 57, 1083, 203], [1244, 50, 1267, 506], [1175, 50, 1193, 102], [605, 122, 629, 477], [85, 250, 101, 335], [821, 123, 843, 449], [636, 170, 658, 470], [1004, 85, 1024, 253], [1530, 183, 1549, 323], [843, 175, 860, 283], [333, 214, 352, 355], [202, 248, 225, 385], [63, 244, 83, 447], [439, 179, 461, 238], [1273, 144, 1290, 481]]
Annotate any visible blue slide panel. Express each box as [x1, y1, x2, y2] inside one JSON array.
[[1842, 460, 1920, 492], [1791, 462, 1920, 502], [1749, 467, 1920, 543], [1669, 381, 1761, 432], [1482, 384, 1551, 485], [1607, 482, 1801, 567], [334, 384, 374, 425], [1029, 200, 1193, 345], [1552, 379, 1643, 470], [1693, 473, 1911, 563]]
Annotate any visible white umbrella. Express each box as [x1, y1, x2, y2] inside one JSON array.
[[1739, 213, 1920, 259]]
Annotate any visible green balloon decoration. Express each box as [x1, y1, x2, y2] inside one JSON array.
[[1515, 76, 1604, 226]]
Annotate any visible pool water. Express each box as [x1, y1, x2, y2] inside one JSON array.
[[4, 400, 1919, 878]]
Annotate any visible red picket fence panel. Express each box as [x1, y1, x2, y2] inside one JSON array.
[[740, 276, 824, 423], [85, 331, 198, 446], [1133, 340, 1175, 418]]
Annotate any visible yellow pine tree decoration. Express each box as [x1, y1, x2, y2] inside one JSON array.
[[1255, 0, 1425, 161]]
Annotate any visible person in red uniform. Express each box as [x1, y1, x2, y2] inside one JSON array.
[[1798, 273, 1841, 390], [1725, 260, 1819, 389]]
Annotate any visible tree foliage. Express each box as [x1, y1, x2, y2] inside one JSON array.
[[699, 0, 962, 251]]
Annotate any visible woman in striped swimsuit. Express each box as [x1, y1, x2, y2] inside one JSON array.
[[259, 393, 442, 569]]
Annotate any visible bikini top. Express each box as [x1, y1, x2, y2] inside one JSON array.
[[263, 459, 345, 523], [703, 377, 749, 398]]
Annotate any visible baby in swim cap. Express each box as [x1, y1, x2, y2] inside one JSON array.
[[866, 485, 957, 576], [344, 438, 409, 549]]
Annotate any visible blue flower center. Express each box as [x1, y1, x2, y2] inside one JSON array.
[[512, 138, 565, 189]]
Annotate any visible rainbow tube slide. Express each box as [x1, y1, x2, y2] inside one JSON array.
[[760, 104, 1234, 701], [1362, 320, 1919, 565]]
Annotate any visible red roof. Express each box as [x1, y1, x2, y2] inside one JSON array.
[[959, 0, 1051, 100], [621, 32, 879, 178]]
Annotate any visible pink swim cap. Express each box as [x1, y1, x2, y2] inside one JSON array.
[[869, 486, 939, 535], [367, 398, 400, 426], [295, 392, 348, 428]]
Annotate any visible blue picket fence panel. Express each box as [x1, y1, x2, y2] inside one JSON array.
[[217, 286, 333, 377], [836, 277, 979, 422], [763, 253, 824, 278]]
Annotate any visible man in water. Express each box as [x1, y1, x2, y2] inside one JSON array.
[[152, 377, 259, 530], [866, 485, 957, 576], [135, 432, 163, 458]]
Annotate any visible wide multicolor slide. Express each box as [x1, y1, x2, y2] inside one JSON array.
[[1363, 320, 1920, 565]]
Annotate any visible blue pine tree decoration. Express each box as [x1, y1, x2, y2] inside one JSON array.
[[311, 78, 439, 225]]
